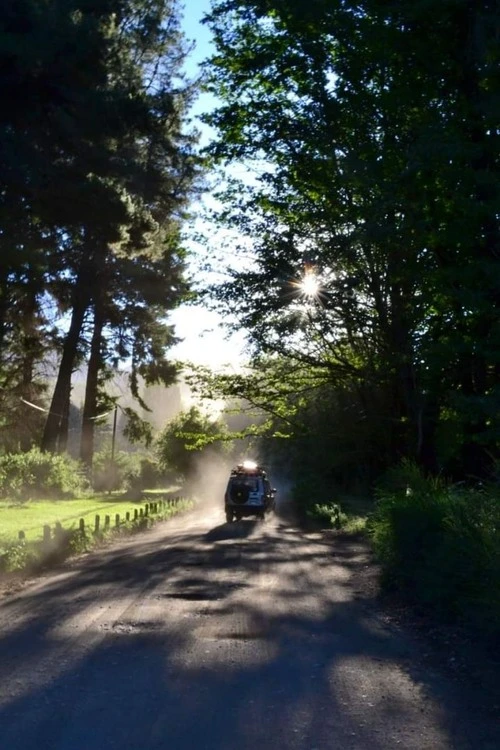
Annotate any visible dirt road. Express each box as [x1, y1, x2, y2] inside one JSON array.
[[0, 508, 497, 749]]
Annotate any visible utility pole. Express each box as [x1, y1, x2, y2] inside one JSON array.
[[111, 404, 118, 462]]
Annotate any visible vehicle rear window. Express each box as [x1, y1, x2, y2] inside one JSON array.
[[232, 477, 258, 491]]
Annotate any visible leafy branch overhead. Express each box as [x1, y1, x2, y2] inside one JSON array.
[[185, 359, 333, 438], [202, 0, 500, 480]]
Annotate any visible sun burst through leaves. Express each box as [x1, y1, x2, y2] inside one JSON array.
[[298, 270, 321, 299]]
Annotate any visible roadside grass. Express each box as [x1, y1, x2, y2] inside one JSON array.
[[0, 489, 192, 574], [0, 489, 180, 545], [370, 462, 500, 637], [307, 494, 373, 534]]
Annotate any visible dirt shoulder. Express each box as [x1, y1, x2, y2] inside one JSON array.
[[325, 528, 500, 723]]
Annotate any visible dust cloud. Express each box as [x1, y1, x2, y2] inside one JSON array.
[[182, 450, 293, 518], [183, 452, 235, 511]]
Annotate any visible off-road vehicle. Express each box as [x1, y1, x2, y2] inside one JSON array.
[[224, 461, 276, 522]]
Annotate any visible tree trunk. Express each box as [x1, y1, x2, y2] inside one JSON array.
[[41, 270, 91, 453], [0, 268, 9, 356], [453, 1, 499, 478], [417, 396, 439, 474], [19, 283, 40, 452], [80, 299, 105, 468], [57, 382, 72, 454]]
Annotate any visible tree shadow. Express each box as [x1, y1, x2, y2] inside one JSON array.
[[0, 516, 497, 750]]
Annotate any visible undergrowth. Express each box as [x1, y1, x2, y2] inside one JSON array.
[[293, 475, 370, 533], [0, 448, 88, 500], [370, 461, 500, 637]]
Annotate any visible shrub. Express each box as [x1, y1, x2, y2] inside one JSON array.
[[309, 502, 347, 529], [371, 462, 500, 635], [92, 450, 138, 492], [0, 449, 89, 501], [126, 457, 164, 494], [292, 473, 369, 531], [91, 451, 164, 494]]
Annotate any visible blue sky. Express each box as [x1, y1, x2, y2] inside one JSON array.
[[182, 0, 214, 74], [170, 1, 248, 369], [181, 0, 220, 147]]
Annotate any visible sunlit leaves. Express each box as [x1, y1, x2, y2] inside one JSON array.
[[202, 0, 500, 477]]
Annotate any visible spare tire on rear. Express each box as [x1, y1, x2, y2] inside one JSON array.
[[229, 481, 250, 505]]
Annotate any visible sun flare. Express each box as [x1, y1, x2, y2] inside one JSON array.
[[299, 271, 320, 298]]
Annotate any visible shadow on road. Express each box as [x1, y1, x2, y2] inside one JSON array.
[[0, 513, 497, 750], [205, 520, 259, 542]]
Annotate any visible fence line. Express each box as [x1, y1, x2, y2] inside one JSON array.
[[14, 497, 185, 544]]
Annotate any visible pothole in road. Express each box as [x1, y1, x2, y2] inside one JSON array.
[[159, 580, 248, 602], [112, 620, 162, 634], [195, 607, 216, 617], [203, 631, 269, 641], [165, 591, 221, 601]]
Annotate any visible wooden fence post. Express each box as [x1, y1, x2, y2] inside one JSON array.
[[104, 515, 110, 529], [115, 513, 120, 527], [134, 509, 138, 520], [126, 511, 130, 522], [144, 504, 149, 517], [79, 518, 85, 535], [95, 515, 100, 533], [18, 530, 25, 541]]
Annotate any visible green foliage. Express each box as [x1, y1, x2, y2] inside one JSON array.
[[91, 451, 126, 493], [0, 0, 200, 457], [91, 450, 165, 493], [203, 0, 500, 479], [371, 463, 500, 635], [122, 408, 155, 448], [308, 503, 346, 530], [0, 449, 88, 501], [0, 541, 35, 574], [134, 457, 164, 490], [156, 406, 231, 479], [292, 469, 370, 532], [121, 455, 165, 497]]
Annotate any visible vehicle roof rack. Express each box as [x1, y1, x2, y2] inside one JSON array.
[[231, 462, 266, 477]]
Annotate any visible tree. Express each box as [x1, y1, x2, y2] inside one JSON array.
[[0, 267, 49, 451], [203, 0, 500, 480], [157, 406, 230, 479], [8, 0, 201, 455], [0, 1, 200, 456], [188, 354, 387, 494], [78, 237, 189, 467]]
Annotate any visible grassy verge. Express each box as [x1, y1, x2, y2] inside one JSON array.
[[0, 492, 192, 574], [370, 463, 500, 637], [0, 489, 181, 544], [305, 494, 372, 534]]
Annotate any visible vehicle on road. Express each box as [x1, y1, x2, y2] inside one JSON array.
[[224, 461, 276, 522]]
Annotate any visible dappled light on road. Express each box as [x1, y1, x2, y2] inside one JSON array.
[[0, 508, 497, 750]]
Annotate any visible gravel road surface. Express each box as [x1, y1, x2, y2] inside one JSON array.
[[0, 507, 497, 750]]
